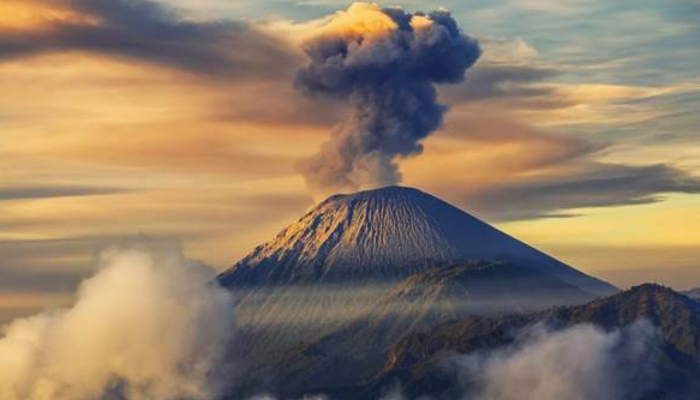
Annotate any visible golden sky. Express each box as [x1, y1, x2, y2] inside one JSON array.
[[1, 0, 699, 322]]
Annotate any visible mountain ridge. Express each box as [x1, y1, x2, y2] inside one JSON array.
[[227, 284, 700, 400], [684, 288, 700, 301], [377, 283, 700, 400]]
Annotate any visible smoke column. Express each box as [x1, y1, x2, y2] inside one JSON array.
[[295, 2, 481, 197], [0, 241, 236, 400]]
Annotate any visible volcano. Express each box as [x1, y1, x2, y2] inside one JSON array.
[[219, 187, 617, 359], [220, 186, 614, 294]]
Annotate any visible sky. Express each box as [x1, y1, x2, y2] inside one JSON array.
[[0, 0, 699, 323]]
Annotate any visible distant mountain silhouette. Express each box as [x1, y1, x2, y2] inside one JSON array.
[[227, 284, 700, 399], [685, 287, 700, 301], [372, 284, 700, 400]]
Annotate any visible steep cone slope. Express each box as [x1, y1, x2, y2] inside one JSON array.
[[220, 186, 615, 296]]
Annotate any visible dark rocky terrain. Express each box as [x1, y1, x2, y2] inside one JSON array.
[[228, 285, 700, 400], [685, 288, 700, 301], [372, 284, 700, 400]]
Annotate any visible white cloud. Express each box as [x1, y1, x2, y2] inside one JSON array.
[[456, 321, 659, 400], [0, 240, 236, 400]]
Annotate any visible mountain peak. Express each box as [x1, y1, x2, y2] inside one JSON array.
[[321, 185, 426, 202], [614, 283, 693, 307], [547, 282, 700, 335], [627, 283, 678, 296], [220, 186, 615, 295], [683, 287, 700, 301]]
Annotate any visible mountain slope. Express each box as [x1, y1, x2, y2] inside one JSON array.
[[313, 260, 594, 355], [685, 288, 700, 301], [220, 186, 615, 295], [229, 284, 700, 400], [373, 284, 700, 400], [227, 261, 597, 398]]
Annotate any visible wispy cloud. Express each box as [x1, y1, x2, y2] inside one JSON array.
[[0, 0, 301, 79], [0, 185, 126, 202], [470, 163, 700, 220]]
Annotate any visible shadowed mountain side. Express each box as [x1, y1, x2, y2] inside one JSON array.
[[225, 260, 597, 359], [226, 285, 700, 400], [313, 260, 595, 355], [685, 288, 700, 301], [372, 284, 700, 400], [225, 261, 597, 398]]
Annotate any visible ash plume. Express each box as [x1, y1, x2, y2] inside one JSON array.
[[295, 3, 481, 197], [0, 241, 236, 400]]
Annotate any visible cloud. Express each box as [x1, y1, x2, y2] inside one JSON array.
[[0, 267, 79, 299], [0, 240, 236, 400], [470, 163, 700, 220], [456, 321, 660, 400], [295, 2, 481, 197], [400, 49, 700, 222], [0, 236, 145, 306], [0, 0, 300, 79], [551, 245, 700, 290], [213, 81, 346, 128], [0, 185, 126, 202], [443, 63, 564, 107]]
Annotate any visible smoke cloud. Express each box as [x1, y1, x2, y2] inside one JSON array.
[[295, 2, 481, 196], [0, 0, 300, 80], [457, 321, 659, 400], [0, 241, 236, 400]]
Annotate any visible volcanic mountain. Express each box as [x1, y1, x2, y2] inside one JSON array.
[[219, 187, 617, 359], [220, 186, 614, 294]]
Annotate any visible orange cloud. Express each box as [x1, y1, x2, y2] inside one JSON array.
[[0, 1, 96, 29], [320, 2, 398, 39], [0, 290, 72, 311]]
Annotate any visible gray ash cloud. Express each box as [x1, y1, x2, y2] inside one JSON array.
[[295, 3, 481, 196]]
